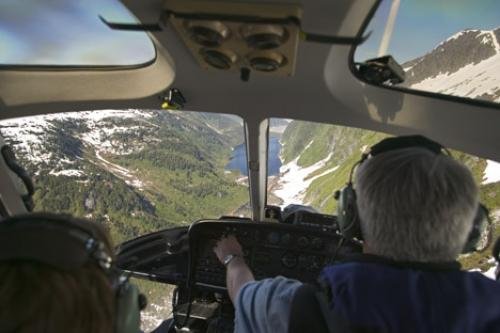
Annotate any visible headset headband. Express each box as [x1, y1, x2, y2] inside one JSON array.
[[0, 213, 113, 271], [369, 135, 444, 157], [0, 213, 144, 333], [349, 135, 446, 182]]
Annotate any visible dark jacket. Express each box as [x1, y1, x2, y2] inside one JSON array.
[[318, 254, 500, 333]]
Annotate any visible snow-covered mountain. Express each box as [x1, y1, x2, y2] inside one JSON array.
[[0, 110, 159, 185], [403, 27, 500, 102]]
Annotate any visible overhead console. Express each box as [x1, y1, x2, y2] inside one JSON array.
[[164, 0, 302, 77]]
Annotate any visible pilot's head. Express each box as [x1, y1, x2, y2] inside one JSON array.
[[355, 147, 478, 262], [0, 213, 141, 333]]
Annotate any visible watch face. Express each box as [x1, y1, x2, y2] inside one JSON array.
[[223, 254, 236, 266]]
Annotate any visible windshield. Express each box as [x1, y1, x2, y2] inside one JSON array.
[[0, 0, 155, 66], [0, 110, 250, 243], [354, 0, 500, 105]]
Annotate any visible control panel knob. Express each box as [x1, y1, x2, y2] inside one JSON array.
[[281, 253, 297, 268], [308, 256, 322, 271], [311, 237, 323, 250], [297, 236, 309, 248], [267, 232, 280, 245], [281, 233, 292, 246]]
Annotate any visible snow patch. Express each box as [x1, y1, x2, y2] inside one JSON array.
[[0, 109, 158, 188], [480, 36, 490, 45], [307, 166, 339, 184], [204, 122, 223, 135], [491, 30, 500, 53], [95, 151, 144, 189], [470, 264, 497, 280], [438, 30, 470, 47], [274, 153, 334, 207], [483, 266, 497, 280], [483, 160, 500, 184], [49, 169, 84, 177], [412, 52, 500, 102], [0, 109, 155, 165], [141, 301, 172, 332]]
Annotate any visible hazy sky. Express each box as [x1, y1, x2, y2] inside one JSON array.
[[0, 0, 155, 66], [356, 0, 500, 63]]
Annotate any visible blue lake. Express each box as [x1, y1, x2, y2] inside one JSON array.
[[226, 136, 282, 176]]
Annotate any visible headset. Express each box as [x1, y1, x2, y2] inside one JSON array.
[[335, 135, 492, 253], [0, 213, 146, 333]]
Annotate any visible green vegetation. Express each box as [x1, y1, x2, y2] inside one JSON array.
[[23, 110, 249, 244], [281, 121, 321, 164]]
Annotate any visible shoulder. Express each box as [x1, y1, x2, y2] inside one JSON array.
[[234, 277, 303, 333], [237, 276, 302, 302]]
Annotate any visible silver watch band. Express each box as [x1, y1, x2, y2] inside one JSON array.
[[223, 254, 240, 266]]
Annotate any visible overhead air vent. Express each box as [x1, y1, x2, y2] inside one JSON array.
[[185, 20, 230, 47], [240, 25, 288, 50], [200, 48, 237, 70], [164, 0, 302, 77], [248, 51, 286, 72]]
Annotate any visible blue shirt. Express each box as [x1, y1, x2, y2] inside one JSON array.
[[235, 276, 302, 333]]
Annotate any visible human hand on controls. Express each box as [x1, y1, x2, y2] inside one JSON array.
[[213, 235, 243, 264]]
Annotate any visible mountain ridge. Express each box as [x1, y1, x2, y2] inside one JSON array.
[[400, 27, 500, 103]]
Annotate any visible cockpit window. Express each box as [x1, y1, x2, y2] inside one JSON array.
[[0, 0, 155, 67], [267, 119, 500, 276], [353, 0, 500, 105], [0, 110, 250, 243]]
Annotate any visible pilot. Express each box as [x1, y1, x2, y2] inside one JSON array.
[[0, 213, 145, 333], [214, 136, 500, 332]]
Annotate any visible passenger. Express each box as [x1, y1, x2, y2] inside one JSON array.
[[0, 213, 143, 333], [214, 136, 500, 332]]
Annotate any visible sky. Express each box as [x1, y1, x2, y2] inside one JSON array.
[[0, 0, 498, 66], [355, 0, 500, 63], [0, 0, 155, 66]]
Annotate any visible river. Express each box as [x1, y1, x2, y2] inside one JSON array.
[[225, 136, 282, 176]]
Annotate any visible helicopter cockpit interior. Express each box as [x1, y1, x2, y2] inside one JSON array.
[[1, 0, 500, 331]]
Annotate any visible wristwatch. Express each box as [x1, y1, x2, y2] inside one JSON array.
[[222, 254, 240, 266]]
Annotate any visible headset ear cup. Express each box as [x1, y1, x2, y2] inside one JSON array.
[[115, 282, 142, 333], [336, 185, 362, 240], [462, 204, 492, 253]]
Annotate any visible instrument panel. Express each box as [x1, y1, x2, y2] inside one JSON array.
[[188, 220, 362, 291]]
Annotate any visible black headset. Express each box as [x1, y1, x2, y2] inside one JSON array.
[[0, 213, 146, 333], [335, 135, 492, 253]]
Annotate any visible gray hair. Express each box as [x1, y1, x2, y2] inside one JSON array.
[[355, 147, 478, 262]]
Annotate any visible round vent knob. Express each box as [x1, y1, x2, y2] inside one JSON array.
[[185, 20, 230, 47], [241, 25, 288, 50], [247, 51, 286, 72], [200, 49, 237, 70]]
